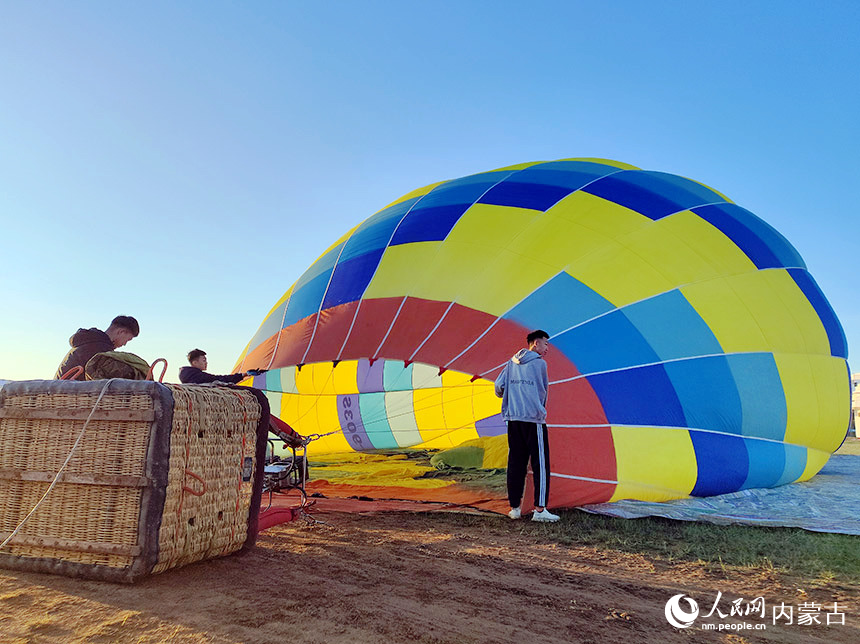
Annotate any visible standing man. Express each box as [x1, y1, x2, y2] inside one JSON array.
[[179, 349, 247, 384], [494, 329, 559, 522], [55, 315, 140, 380]]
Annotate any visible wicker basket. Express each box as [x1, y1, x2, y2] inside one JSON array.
[[0, 379, 269, 583]]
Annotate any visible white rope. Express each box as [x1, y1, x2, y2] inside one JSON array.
[[0, 379, 117, 552]]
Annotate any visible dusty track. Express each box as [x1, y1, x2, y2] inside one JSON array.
[[1, 510, 858, 643]]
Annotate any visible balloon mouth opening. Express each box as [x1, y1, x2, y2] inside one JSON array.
[[244, 358, 496, 394], [246, 359, 505, 453]]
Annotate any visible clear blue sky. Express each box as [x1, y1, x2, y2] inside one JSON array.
[[1, 1, 857, 381]]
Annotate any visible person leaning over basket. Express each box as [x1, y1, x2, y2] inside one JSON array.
[[178, 349, 247, 384], [494, 329, 560, 523], [55, 315, 140, 380]]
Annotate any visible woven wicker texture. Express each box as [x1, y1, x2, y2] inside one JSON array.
[[0, 388, 153, 568], [153, 385, 261, 573], [0, 380, 262, 579]]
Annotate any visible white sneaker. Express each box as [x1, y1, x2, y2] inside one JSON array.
[[508, 507, 522, 519], [531, 508, 560, 522]]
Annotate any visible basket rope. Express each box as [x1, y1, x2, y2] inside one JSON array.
[[0, 378, 117, 552], [166, 394, 197, 569], [223, 390, 249, 554]]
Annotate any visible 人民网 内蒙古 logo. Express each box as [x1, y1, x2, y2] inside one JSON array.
[[665, 594, 699, 628]]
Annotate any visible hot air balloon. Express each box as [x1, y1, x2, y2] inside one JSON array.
[[238, 158, 849, 511]]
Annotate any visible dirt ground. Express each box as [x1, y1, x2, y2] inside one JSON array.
[[1, 507, 858, 644]]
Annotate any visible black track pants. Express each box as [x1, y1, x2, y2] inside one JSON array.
[[506, 421, 550, 509]]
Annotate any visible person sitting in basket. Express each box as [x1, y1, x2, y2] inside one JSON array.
[[179, 349, 247, 385], [55, 315, 140, 380]]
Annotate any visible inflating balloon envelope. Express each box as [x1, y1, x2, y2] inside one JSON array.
[[237, 158, 849, 511]]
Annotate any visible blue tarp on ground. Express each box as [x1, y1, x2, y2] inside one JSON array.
[[581, 454, 860, 535]]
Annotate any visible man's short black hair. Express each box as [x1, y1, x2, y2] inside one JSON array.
[[109, 315, 139, 337], [188, 348, 206, 364], [527, 329, 549, 344]]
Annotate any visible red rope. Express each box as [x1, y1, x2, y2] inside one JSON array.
[[147, 358, 168, 382], [182, 470, 207, 496], [59, 366, 84, 380], [169, 396, 198, 567]]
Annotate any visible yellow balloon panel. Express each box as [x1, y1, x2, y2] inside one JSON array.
[[364, 242, 442, 300], [456, 249, 560, 318], [551, 191, 650, 237], [683, 270, 831, 355], [412, 387, 446, 437], [609, 426, 697, 502], [776, 353, 850, 451], [567, 238, 677, 308], [619, 210, 756, 288], [446, 203, 542, 250]]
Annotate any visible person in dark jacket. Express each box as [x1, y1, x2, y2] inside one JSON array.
[[179, 349, 247, 384], [55, 315, 140, 380]]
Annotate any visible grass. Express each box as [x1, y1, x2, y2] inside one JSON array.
[[319, 439, 860, 585], [520, 437, 860, 584], [422, 509, 860, 584], [542, 511, 860, 584]]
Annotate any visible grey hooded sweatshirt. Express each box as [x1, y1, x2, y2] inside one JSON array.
[[494, 349, 548, 423]]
